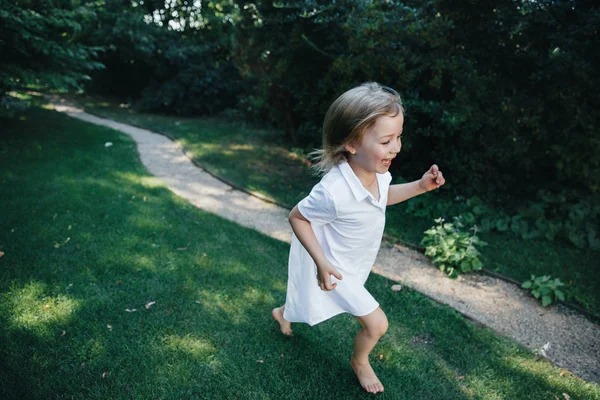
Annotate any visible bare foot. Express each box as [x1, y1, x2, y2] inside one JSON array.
[[351, 358, 384, 394], [272, 306, 293, 336]]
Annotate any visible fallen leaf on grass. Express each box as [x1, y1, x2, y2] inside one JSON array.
[[563, 394, 571, 400], [145, 301, 156, 309], [457, 376, 464, 380], [102, 371, 110, 378], [105, 142, 113, 148], [177, 246, 188, 251], [256, 360, 264, 363], [391, 284, 402, 291], [107, 325, 113, 331], [125, 309, 137, 312], [116, 280, 122, 285], [44, 304, 51, 310], [54, 237, 71, 248], [0, 251, 4, 258], [61, 330, 66, 336]]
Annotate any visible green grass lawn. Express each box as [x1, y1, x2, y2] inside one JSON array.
[[1, 104, 598, 398], [72, 94, 600, 317]]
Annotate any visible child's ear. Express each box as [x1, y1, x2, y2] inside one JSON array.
[[344, 142, 357, 155]]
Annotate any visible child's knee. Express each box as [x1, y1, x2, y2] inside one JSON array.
[[367, 314, 388, 338], [377, 315, 389, 337]]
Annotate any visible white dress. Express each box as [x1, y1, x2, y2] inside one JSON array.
[[283, 161, 392, 326]]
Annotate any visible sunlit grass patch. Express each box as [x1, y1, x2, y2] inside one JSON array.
[[3, 281, 80, 333], [163, 334, 217, 362], [137, 175, 167, 189], [196, 290, 246, 322], [241, 286, 275, 305]]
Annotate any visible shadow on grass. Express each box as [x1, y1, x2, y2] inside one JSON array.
[[0, 107, 597, 399]]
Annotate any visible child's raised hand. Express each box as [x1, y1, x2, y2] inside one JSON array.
[[316, 261, 343, 291], [419, 164, 446, 192]]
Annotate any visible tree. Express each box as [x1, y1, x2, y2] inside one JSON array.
[[84, 0, 245, 115], [0, 0, 104, 117]]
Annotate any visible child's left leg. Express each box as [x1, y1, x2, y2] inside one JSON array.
[[272, 305, 293, 336], [351, 307, 388, 394]]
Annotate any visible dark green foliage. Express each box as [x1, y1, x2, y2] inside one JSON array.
[[232, 0, 600, 234], [522, 275, 567, 307], [429, 0, 600, 200], [0, 0, 105, 116], [233, 0, 356, 144], [85, 0, 246, 115]]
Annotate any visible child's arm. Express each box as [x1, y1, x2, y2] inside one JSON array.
[[387, 164, 445, 206], [289, 206, 343, 291]]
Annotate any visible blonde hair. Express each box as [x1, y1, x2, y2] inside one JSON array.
[[310, 82, 404, 175]]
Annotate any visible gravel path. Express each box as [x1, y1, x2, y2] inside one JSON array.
[[53, 101, 600, 385]]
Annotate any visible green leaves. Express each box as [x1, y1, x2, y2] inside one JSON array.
[[0, 0, 105, 116], [542, 296, 552, 307], [521, 275, 567, 307], [421, 216, 486, 278]]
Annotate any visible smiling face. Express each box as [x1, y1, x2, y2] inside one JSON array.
[[345, 113, 404, 183]]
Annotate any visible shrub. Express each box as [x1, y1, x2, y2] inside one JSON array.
[[421, 216, 486, 278], [521, 275, 566, 307]]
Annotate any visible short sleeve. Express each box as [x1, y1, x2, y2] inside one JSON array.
[[381, 171, 392, 186], [297, 183, 337, 227]]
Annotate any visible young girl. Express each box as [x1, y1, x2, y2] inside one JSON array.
[[272, 82, 445, 394]]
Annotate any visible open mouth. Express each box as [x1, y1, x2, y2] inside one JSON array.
[[382, 158, 393, 167]]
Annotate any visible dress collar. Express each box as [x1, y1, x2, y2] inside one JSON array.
[[338, 160, 378, 202]]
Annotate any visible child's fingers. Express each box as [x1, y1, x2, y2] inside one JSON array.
[[317, 273, 333, 291], [324, 272, 341, 291], [436, 171, 445, 186], [318, 278, 326, 291], [430, 164, 439, 175]]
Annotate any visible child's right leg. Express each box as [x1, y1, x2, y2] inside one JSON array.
[[272, 305, 293, 336], [351, 307, 389, 394]]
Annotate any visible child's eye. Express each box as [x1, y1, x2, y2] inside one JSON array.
[[382, 141, 390, 145]]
